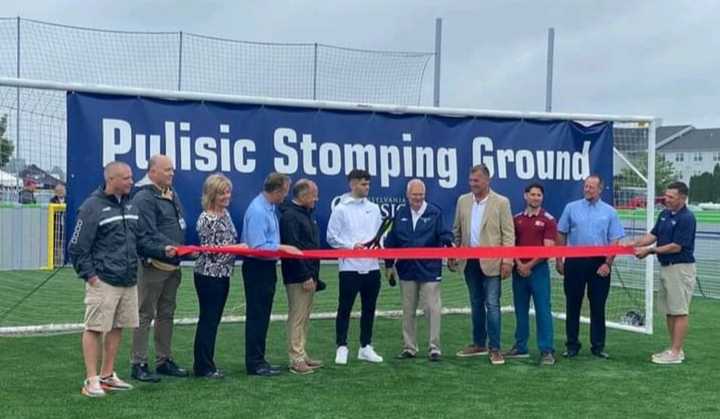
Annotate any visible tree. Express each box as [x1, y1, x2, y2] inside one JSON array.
[[0, 114, 15, 168], [689, 163, 720, 204], [617, 153, 678, 196]]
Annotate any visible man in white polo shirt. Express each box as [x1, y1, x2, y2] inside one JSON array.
[[327, 169, 384, 365]]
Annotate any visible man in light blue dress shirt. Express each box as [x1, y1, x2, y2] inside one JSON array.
[[241, 172, 300, 376], [556, 175, 624, 359]]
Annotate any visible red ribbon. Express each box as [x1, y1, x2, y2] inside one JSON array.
[[176, 245, 633, 260]]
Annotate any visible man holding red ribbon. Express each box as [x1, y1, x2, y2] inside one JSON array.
[[631, 181, 697, 365], [450, 164, 515, 366], [385, 179, 453, 362], [327, 169, 385, 365], [279, 179, 325, 375], [504, 182, 557, 366], [131, 154, 189, 382], [241, 173, 301, 377]]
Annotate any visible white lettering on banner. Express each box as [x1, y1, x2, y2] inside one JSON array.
[[273, 129, 458, 188], [195, 137, 217, 172], [219, 125, 232, 172], [101, 118, 595, 188], [471, 136, 591, 181], [273, 128, 298, 173], [135, 134, 148, 169], [301, 134, 317, 175], [102, 119, 132, 166], [319, 142, 342, 175], [179, 122, 192, 170], [233, 140, 256, 173], [102, 119, 257, 173]]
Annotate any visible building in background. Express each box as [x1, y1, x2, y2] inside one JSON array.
[[657, 126, 720, 184]]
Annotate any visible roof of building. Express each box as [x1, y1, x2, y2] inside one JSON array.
[[615, 125, 720, 153], [657, 125, 692, 141], [658, 128, 720, 152], [18, 164, 65, 188]]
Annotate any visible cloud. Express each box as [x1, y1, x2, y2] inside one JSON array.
[[1, 0, 718, 127]]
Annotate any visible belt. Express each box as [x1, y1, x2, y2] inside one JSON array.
[[660, 261, 693, 267], [146, 258, 179, 272]]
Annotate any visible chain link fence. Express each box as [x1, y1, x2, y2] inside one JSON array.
[[0, 17, 434, 176]]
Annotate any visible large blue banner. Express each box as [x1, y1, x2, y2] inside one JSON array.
[[67, 92, 613, 246]]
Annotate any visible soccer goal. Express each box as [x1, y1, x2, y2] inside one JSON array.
[[0, 76, 656, 337]]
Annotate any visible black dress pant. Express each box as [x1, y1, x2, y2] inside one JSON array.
[[242, 258, 278, 372], [193, 273, 230, 375], [336, 270, 381, 347], [564, 257, 611, 352]]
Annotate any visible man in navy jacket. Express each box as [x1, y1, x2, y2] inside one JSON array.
[[384, 179, 453, 361]]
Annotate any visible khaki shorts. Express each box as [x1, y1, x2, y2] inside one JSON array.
[[84, 280, 139, 332], [657, 263, 696, 316]]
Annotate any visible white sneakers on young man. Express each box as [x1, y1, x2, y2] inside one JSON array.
[[335, 345, 384, 364], [358, 345, 383, 363], [335, 346, 349, 365]]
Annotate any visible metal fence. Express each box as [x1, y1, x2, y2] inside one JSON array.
[[0, 17, 717, 307], [0, 17, 435, 178], [0, 205, 48, 269], [0, 17, 433, 268], [0, 17, 434, 102]]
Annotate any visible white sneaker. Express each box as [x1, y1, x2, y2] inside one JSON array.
[[651, 350, 683, 365], [81, 376, 106, 398], [100, 372, 134, 391], [652, 349, 685, 362], [358, 345, 384, 363], [335, 346, 349, 365]]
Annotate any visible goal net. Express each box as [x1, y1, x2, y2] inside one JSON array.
[[0, 79, 656, 337]]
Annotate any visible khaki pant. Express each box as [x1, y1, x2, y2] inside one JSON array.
[[400, 280, 442, 355], [658, 263, 696, 315], [131, 263, 181, 364], [286, 283, 315, 363], [84, 280, 139, 333]]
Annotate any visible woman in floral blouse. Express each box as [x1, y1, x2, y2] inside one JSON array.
[[193, 173, 244, 378]]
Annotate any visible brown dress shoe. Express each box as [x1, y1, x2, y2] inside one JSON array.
[[489, 350, 505, 365], [304, 358, 324, 369], [289, 361, 315, 375], [456, 345, 489, 358]]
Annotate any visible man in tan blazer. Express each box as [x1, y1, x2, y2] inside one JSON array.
[[450, 164, 514, 365]]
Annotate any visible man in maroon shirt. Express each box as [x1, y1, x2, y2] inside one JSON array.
[[504, 183, 557, 365]]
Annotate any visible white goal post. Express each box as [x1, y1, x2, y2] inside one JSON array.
[[0, 76, 657, 336]]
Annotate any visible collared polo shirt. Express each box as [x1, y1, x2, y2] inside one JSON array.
[[514, 208, 557, 263], [651, 206, 696, 265]]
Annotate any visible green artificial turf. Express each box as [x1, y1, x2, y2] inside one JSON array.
[[1, 281, 718, 418]]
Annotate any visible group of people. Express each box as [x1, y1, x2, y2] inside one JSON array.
[[17, 179, 66, 204], [69, 156, 188, 397], [69, 154, 698, 398]]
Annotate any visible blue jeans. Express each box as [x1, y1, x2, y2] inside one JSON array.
[[464, 260, 502, 350], [512, 261, 554, 354]]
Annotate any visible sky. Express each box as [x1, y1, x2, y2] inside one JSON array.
[[3, 0, 719, 128]]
